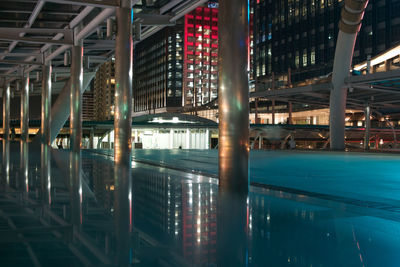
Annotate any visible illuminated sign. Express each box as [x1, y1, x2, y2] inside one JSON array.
[[208, 1, 218, 8]]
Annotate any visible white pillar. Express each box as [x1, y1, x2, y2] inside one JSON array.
[[170, 129, 174, 149], [205, 128, 210, 149], [134, 129, 138, 143], [186, 129, 190, 149]]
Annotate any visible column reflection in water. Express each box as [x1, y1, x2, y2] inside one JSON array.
[[41, 144, 51, 204], [69, 151, 82, 227], [217, 191, 249, 267], [20, 141, 29, 193], [2, 139, 10, 188], [218, 0, 249, 192], [114, 0, 133, 265]]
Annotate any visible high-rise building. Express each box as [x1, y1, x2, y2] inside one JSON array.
[[182, 6, 219, 109], [133, 5, 219, 116], [251, 0, 400, 85], [93, 60, 115, 120], [133, 25, 184, 115]]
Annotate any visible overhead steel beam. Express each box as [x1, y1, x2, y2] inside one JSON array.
[[134, 14, 175, 26], [4, 6, 95, 80], [138, 0, 207, 43], [250, 83, 332, 98], [0, 28, 73, 45], [45, 0, 118, 7], [353, 85, 400, 94], [159, 0, 184, 14], [346, 69, 400, 84], [3, 0, 45, 57], [45, 8, 115, 64], [0, 59, 43, 66], [0, 53, 42, 59]]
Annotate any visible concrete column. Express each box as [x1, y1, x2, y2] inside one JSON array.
[[70, 45, 83, 152], [21, 75, 29, 142], [218, 0, 249, 193], [41, 64, 52, 145], [114, 0, 133, 265], [329, 0, 368, 150], [258, 135, 262, 149], [364, 106, 371, 150], [288, 102, 293, 124], [2, 83, 10, 140]]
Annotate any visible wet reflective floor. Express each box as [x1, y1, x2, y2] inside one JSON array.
[[1, 141, 400, 266]]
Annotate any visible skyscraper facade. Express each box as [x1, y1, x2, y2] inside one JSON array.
[[133, 5, 219, 116], [133, 25, 184, 115], [251, 0, 400, 85], [182, 6, 219, 109], [82, 88, 95, 121], [93, 60, 115, 120]]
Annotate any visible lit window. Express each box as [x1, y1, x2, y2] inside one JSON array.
[[303, 50, 308, 67]]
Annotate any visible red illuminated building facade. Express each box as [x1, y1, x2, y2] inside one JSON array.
[[182, 6, 219, 109], [133, 5, 219, 116]]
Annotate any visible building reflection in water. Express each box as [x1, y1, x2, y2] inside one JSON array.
[[0, 149, 397, 266]]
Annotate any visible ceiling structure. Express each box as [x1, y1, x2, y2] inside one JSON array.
[[0, 0, 208, 94], [250, 69, 400, 114]]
